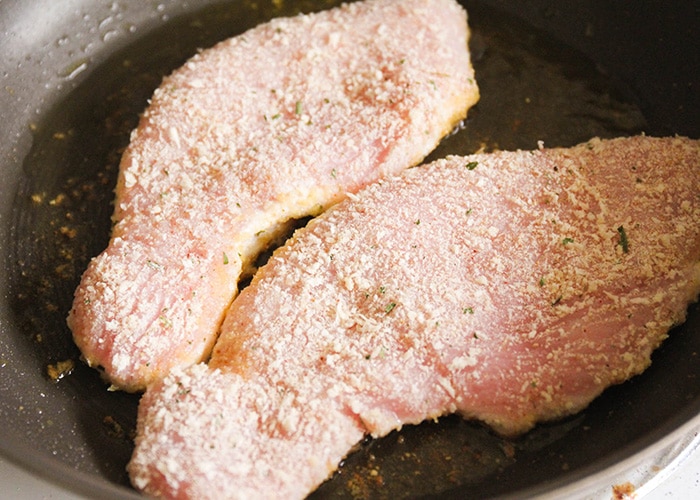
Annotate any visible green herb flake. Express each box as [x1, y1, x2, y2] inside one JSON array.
[[562, 237, 574, 246], [385, 302, 397, 314], [617, 225, 629, 253], [551, 295, 563, 306], [538, 277, 545, 287], [295, 101, 303, 115], [159, 309, 172, 329], [331, 169, 337, 179], [414, 219, 421, 225], [223, 252, 229, 265], [465, 161, 478, 170], [147, 260, 163, 271], [463, 307, 474, 314]]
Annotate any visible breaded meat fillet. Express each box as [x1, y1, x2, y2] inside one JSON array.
[[129, 136, 700, 499], [68, 0, 479, 391]]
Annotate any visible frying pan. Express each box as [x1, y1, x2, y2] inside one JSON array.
[[1, 0, 698, 498]]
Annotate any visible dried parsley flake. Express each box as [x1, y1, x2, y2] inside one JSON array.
[[617, 225, 629, 253]]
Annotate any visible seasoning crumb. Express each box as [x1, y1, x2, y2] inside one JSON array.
[[49, 193, 67, 206], [59, 226, 77, 239], [499, 441, 516, 459], [612, 481, 636, 500], [103, 415, 131, 440], [46, 359, 75, 382]]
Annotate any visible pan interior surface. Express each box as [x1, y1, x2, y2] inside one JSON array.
[[0, 1, 698, 498]]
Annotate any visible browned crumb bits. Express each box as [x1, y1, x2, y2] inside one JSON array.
[[46, 359, 75, 381], [612, 482, 636, 500], [103, 415, 126, 439], [58, 226, 77, 238]]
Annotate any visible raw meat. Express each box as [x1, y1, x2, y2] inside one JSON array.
[[67, 0, 478, 391], [128, 136, 700, 499]]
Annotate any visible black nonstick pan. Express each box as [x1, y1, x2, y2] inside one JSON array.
[[1, 1, 698, 498]]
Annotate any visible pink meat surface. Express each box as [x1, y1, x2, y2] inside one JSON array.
[[67, 0, 478, 391], [129, 136, 700, 499]]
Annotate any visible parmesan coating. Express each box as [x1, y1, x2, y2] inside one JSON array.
[[129, 136, 700, 499], [67, 0, 479, 391]]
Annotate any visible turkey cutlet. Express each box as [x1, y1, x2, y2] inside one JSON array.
[[68, 0, 479, 392], [129, 136, 700, 499]]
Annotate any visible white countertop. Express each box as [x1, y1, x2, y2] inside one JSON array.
[[1, 438, 699, 499]]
